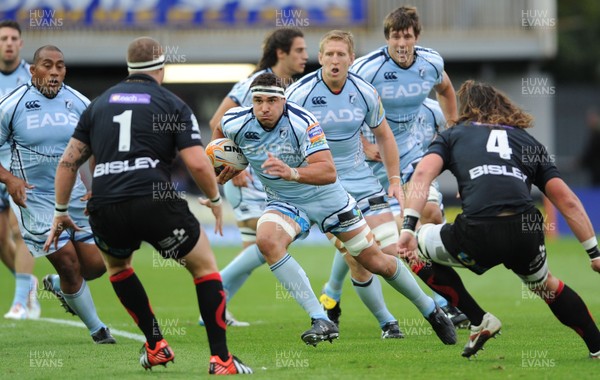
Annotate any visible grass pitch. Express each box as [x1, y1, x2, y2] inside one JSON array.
[[1, 237, 599, 379]]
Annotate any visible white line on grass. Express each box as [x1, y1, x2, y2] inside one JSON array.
[[38, 317, 146, 342]]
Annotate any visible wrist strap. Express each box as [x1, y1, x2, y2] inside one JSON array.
[[402, 215, 419, 232], [582, 237, 600, 260], [210, 196, 222, 206], [404, 208, 421, 219], [54, 209, 69, 217], [55, 202, 68, 212], [290, 167, 300, 182]]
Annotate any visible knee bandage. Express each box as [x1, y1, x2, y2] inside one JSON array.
[[417, 223, 462, 267], [343, 227, 374, 256], [329, 235, 346, 253], [257, 213, 297, 240], [371, 221, 399, 248]]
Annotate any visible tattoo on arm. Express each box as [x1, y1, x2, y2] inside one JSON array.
[[60, 139, 92, 173]]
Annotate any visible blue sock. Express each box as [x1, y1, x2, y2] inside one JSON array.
[[384, 257, 435, 317], [51, 274, 61, 292], [352, 275, 396, 327], [270, 253, 327, 320], [432, 291, 448, 308], [62, 280, 105, 334], [324, 250, 349, 301], [221, 244, 266, 302], [12, 273, 30, 307]]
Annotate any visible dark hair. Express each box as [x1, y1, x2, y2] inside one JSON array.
[[383, 6, 421, 39], [0, 20, 21, 35], [32, 45, 63, 64], [250, 72, 281, 88], [254, 27, 304, 73], [456, 80, 533, 129]]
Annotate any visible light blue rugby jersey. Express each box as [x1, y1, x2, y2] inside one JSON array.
[[351, 45, 443, 123], [419, 97, 446, 153], [0, 82, 89, 193], [353, 46, 444, 174], [286, 69, 385, 172], [225, 68, 271, 194], [0, 59, 31, 167], [221, 101, 340, 202]]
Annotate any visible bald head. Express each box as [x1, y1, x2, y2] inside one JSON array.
[[127, 37, 162, 64]]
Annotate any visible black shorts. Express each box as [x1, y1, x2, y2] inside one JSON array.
[[440, 207, 546, 277], [88, 197, 200, 260]]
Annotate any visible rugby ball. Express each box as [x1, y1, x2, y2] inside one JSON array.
[[205, 138, 249, 172]]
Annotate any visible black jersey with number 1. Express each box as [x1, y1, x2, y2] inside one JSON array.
[[73, 74, 202, 206], [426, 122, 561, 217]]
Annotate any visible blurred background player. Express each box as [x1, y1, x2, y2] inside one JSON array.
[[399, 80, 600, 359], [214, 72, 456, 346], [45, 37, 251, 374], [200, 27, 307, 326], [320, 6, 468, 327], [0, 19, 40, 320], [1, 45, 114, 343], [287, 30, 443, 340]]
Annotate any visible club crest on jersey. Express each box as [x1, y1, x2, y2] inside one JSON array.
[[419, 67, 425, 78], [279, 127, 288, 139], [349, 93, 356, 104], [65, 99, 73, 110]]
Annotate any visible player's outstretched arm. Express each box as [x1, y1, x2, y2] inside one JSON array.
[[544, 177, 600, 272], [44, 138, 90, 252], [55, 137, 92, 207], [179, 145, 223, 235], [398, 154, 444, 259], [434, 71, 458, 125], [372, 119, 401, 200]]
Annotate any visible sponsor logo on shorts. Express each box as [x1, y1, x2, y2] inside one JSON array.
[[337, 208, 363, 228]]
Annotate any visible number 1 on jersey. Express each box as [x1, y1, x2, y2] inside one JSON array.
[[113, 110, 132, 152], [486, 129, 512, 159]]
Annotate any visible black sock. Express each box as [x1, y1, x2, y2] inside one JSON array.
[[109, 268, 162, 349], [413, 262, 486, 326], [195, 272, 229, 361], [547, 281, 600, 353]]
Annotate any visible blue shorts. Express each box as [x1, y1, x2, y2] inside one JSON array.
[[338, 163, 391, 217], [223, 180, 266, 222], [11, 184, 94, 257], [264, 189, 366, 240]]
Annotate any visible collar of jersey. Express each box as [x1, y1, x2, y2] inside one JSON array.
[[125, 73, 157, 83]]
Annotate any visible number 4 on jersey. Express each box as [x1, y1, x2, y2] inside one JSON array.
[[486, 129, 512, 159]]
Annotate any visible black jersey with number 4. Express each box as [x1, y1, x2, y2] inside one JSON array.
[[73, 74, 202, 205], [426, 122, 561, 217]]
